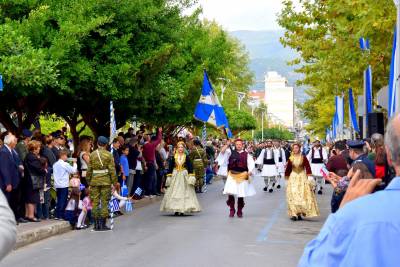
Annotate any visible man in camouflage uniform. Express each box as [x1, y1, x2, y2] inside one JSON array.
[[189, 139, 208, 193], [86, 136, 117, 231]]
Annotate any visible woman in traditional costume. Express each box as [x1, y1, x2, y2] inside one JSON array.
[[285, 142, 319, 221], [160, 141, 201, 216]]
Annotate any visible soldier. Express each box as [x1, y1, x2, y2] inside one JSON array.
[[189, 139, 208, 193], [86, 136, 118, 231]]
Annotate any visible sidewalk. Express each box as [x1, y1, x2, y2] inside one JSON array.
[[16, 195, 162, 249]]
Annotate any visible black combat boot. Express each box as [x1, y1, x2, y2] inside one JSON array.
[[101, 218, 112, 231], [93, 219, 100, 231]]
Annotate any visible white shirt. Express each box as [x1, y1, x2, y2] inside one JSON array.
[[65, 199, 83, 211], [53, 159, 77, 188]]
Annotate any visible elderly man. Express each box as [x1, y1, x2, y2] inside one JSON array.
[[298, 114, 400, 267]]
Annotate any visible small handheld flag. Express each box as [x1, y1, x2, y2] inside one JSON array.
[[108, 197, 120, 213], [125, 200, 133, 213], [134, 187, 143, 197]]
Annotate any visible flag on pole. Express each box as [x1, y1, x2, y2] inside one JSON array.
[[194, 70, 232, 137], [0, 75, 3, 91], [389, 27, 398, 117], [201, 123, 207, 145], [360, 37, 373, 115], [110, 101, 117, 142], [348, 88, 360, 133]]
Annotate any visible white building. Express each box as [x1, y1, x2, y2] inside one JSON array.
[[264, 71, 294, 128]]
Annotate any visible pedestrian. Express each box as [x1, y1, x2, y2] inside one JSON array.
[[110, 138, 122, 184], [297, 114, 400, 267], [223, 139, 256, 218], [64, 187, 83, 229], [0, 190, 16, 261], [23, 140, 47, 222], [15, 129, 32, 161], [347, 140, 375, 176], [189, 139, 208, 193], [86, 136, 117, 231], [120, 145, 131, 195], [256, 140, 279, 193], [160, 141, 201, 216], [142, 128, 162, 198], [53, 150, 77, 220], [0, 134, 26, 223], [306, 139, 328, 194], [51, 133, 67, 159], [112, 183, 131, 215], [285, 142, 319, 221], [215, 140, 231, 186], [76, 188, 92, 229], [77, 139, 91, 187]]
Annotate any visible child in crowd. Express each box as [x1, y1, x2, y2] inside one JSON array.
[[112, 183, 132, 216], [53, 150, 77, 220], [120, 145, 131, 194], [64, 188, 83, 229], [76, 188, 92, 229]]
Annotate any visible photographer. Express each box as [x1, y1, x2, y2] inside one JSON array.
[[298, 114, 400, 267]]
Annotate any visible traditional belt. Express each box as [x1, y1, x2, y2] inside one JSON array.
[[228, 171, 249, 183], [93, 170, 109, 174]]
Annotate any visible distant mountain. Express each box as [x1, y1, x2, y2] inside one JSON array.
[[229, 30, 308, 104]]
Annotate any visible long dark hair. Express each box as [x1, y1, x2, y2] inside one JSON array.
[[69, 187, 81, 214], [375, 145, 386, 166]]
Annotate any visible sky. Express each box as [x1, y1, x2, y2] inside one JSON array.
[[194, 0, 297, 31]]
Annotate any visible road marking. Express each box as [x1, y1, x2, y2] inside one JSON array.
[[256, 202, 285, 242]]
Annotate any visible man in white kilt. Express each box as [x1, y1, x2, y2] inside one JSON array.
[[256, 140, 278, 193], [306, 140, 328, 194], [216, 140, 231, 187], [223, 139, 255, 218], [274, 140, 287, 189]]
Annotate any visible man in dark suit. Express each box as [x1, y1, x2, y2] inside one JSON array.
[[0, 134, 26, 223], [110, 138, 122, 184]]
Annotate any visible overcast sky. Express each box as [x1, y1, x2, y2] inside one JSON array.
[[194, 0, 298, 31]]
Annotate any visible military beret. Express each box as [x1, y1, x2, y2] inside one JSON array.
[[22, 129, 32, 138], [346, 140, 365, 149], [97, 136, 109, 146]]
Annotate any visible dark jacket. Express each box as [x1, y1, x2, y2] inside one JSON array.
[[24, 153, 46, 189], [128, 146, 140, 170], [167, 155, 193, 174], [41, 146, 57, 167], [0, 146, 21, 190]]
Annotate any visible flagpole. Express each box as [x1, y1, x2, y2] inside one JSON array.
[[396, 2, 400, 114]]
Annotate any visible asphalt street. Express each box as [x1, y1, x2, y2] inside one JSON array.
[[2, 176, 332, 267]]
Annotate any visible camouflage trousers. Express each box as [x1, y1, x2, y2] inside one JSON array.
[[193, 164, 205, 189], [91, 185, 111, 219]]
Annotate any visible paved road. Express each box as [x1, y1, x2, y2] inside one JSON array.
[[2, 176, 332, 267]]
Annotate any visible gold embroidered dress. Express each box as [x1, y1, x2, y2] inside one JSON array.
[[285, 154, 319, 218], [160, 153, 201, 213]]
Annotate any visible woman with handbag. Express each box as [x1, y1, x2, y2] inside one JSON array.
[[160, 141, 201, 216], [284, 142, 319, 221], [23, 140, 47, 222]]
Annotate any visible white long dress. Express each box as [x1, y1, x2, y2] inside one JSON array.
[[223, 150, 256, 198], [255, 148, 278, 177], [306, 147, 328, 177]]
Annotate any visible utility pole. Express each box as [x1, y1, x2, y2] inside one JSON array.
[[216, 77, 231, 102], [236, 91, 246, 110]]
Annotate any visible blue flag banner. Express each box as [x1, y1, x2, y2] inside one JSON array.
[[360, 37, 373, 116], [389, 27, 398, 117], [194, 70, 232, 137], [0, 75, 3, 91], [348, 88, 360, 133]]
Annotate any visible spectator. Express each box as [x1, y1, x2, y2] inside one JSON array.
[[52, 133, 66, 159], [76, 188, 92, 229], [120, 145, 131, 194], [142, 128, 162, 198], [347, 140, 375, 177], [298, 114, 400, 267], [77, 139, 91, 187], [0, 190, 16, 261], [15, 129, 32, 161], [110, 138, 122, 184], [0, 134, 26, 223], [53, 149, 77, 220], [23, 140, 46, 222], [64, 187, 82, 229]]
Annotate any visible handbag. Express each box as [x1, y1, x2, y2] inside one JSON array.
[[30, 175, 43, 190]]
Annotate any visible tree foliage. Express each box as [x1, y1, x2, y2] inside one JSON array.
[[277, 0, 395, 135]]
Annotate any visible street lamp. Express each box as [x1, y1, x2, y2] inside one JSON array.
[[248, 97, 258, 139], [235, 91, 246, 110], [259, 107, 267, 141], [216, 77, 231, 102]]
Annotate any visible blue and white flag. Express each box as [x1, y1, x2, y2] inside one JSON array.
[[360, 37, 373, 115], [108, 197, 120, 213], [134, 187, 143, 196], [389, 27, 398, 117], [348, 88, 360, 133], [194, 70, 232, 137], [0, 75, 3, 92], [125, 200, 133, 213], [110, 101, 117, 142]]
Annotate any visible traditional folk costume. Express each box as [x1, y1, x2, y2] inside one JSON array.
[[256, 147, 278, 193], [160, 151, 201, 215], [306, 144, 328, 194], [216, 148, 231, 186], [274, 145, 287, 189], [285, 153, 319, 221], [223, 148, 255, 218]]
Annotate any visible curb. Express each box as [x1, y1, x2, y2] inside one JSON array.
[[15, 196, 162, 249]]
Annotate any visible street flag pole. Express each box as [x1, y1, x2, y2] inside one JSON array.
[[396, 1, 400, 114]]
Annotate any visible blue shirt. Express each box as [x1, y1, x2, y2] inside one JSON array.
[[120, 155, 129, 177], [299, 177, 400, 267]]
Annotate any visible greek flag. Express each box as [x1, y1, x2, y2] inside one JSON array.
[[134, 187, 143, 196], [0, 75, 3, 91], [389, 27, 398, 117], [360, 37, 373, 115], [110, 101, 117, 142], [348, 88, 360, 133], [194, 70, 232, 137], [108, 197, 120, 213], [125, 200, 133, 213], [121, 181, 128, 197]]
